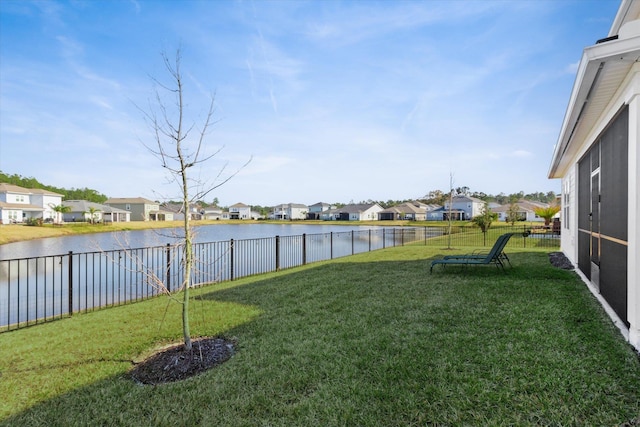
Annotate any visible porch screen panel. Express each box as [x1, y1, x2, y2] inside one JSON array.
[[600, 106, 628, 241], [599, 106, 629, 325], [577, 153, 592, 278], [578, 232, 591, 279], [600, 239, 628, 326]]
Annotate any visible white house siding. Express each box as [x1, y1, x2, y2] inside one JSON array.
[[560, 167, 578, 262], [358, 205, 382, 221], [37, 194, 63, 221], [289, 206, 307, 220]]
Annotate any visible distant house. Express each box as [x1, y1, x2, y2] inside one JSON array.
[[0, 183, 62, 223], [443, 195, 486, 220], [203, 206, 224, 220], [427, 206, 466, 221], [250, 209, 265, 220], [320, 203, 383, 221], [161, 203, 203, 221], [378, 201, 429, 221], [104, 197, 174, 221], [493, 200, 548, 223], [307, 202, 333, 220], [62, 200, 130, 223], [229, 202, 252, 220], [270, 203, 308, 220], [548, 0, 640, 351]]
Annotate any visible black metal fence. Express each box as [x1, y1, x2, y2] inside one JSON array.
[[0, 225, 558, 331]]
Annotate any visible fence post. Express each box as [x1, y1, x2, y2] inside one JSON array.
[[230, 239, 235, 280], [68, 251, 73, 316], [383, 229, 386, 249], [351, 231, 354, 255], [369, 229, 372, 252], [330, 232, 334, 259], [302, 234, 307, 265], [275, 236, 280, 271], [165, 244, 171, 292]]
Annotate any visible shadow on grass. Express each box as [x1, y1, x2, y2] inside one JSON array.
[[3, 252, 639, 426]]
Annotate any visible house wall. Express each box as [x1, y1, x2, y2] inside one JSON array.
[[361, 206, 382, 220], [289, 207, 307, 220], [35, 194, 62, 221], [229, 206, 250, 219], [2, 191, 27, 204], [107, 203, 148, 221], [131, 205, 147, 221]]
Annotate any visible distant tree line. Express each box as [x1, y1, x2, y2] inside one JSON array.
[[417, 187, 558, 207], [355, 188, 557, 209], [0, 171, 108, 203]]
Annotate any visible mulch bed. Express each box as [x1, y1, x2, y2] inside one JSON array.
[[130, 337, 236, 385], [548, 251, 574, 270]]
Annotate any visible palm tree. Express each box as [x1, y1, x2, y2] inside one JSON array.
[[50, 204, 71, 225], [86, 206, 100, 224], [534, 205, 561, 226]]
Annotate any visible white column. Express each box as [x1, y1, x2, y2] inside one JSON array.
[[627, 76, 640, 351]]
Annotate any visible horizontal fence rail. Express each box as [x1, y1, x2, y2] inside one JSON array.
[[0, 225, 558, 331]]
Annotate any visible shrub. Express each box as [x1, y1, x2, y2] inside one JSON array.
[[24, 217, 43, 226]]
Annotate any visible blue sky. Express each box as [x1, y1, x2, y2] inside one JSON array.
[[0, 0, 620, 206]]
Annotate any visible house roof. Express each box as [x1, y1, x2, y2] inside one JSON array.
[[449, 195, 485, 204], [203, 207, 223, 213], [230, 202, 250, 208], [63, 200, 129, 214], [380, 202, 426, 215], [0, 183, 28, 193], [326, 203, 381, 214], [28, 188, 64, 196], [105, 197, 156, 204], [549, 0, 640, 177], [0, 183, 63, 197], [0, 201, 44, 211]]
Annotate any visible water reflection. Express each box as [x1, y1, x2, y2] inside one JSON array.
[[0, 223, 383, 260]]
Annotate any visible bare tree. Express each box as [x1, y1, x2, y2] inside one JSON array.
[[140, 49, 250, 350]]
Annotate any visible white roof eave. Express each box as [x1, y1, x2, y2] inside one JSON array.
[[549, 34, 640, 178]]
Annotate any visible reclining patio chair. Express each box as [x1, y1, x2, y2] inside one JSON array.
[[429, 232, 517, 273], [442, 232, 513, 266]]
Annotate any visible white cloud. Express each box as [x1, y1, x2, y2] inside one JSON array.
[[511, 150, 533, 158]]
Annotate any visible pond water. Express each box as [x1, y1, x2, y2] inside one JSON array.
[[0, 223, 388, 260]]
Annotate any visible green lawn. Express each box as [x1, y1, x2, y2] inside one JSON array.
[[1, 245, 638, 426]]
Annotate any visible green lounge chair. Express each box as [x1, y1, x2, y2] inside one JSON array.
[[429, 232, 517, 273], [442, 232, 514, 267]]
